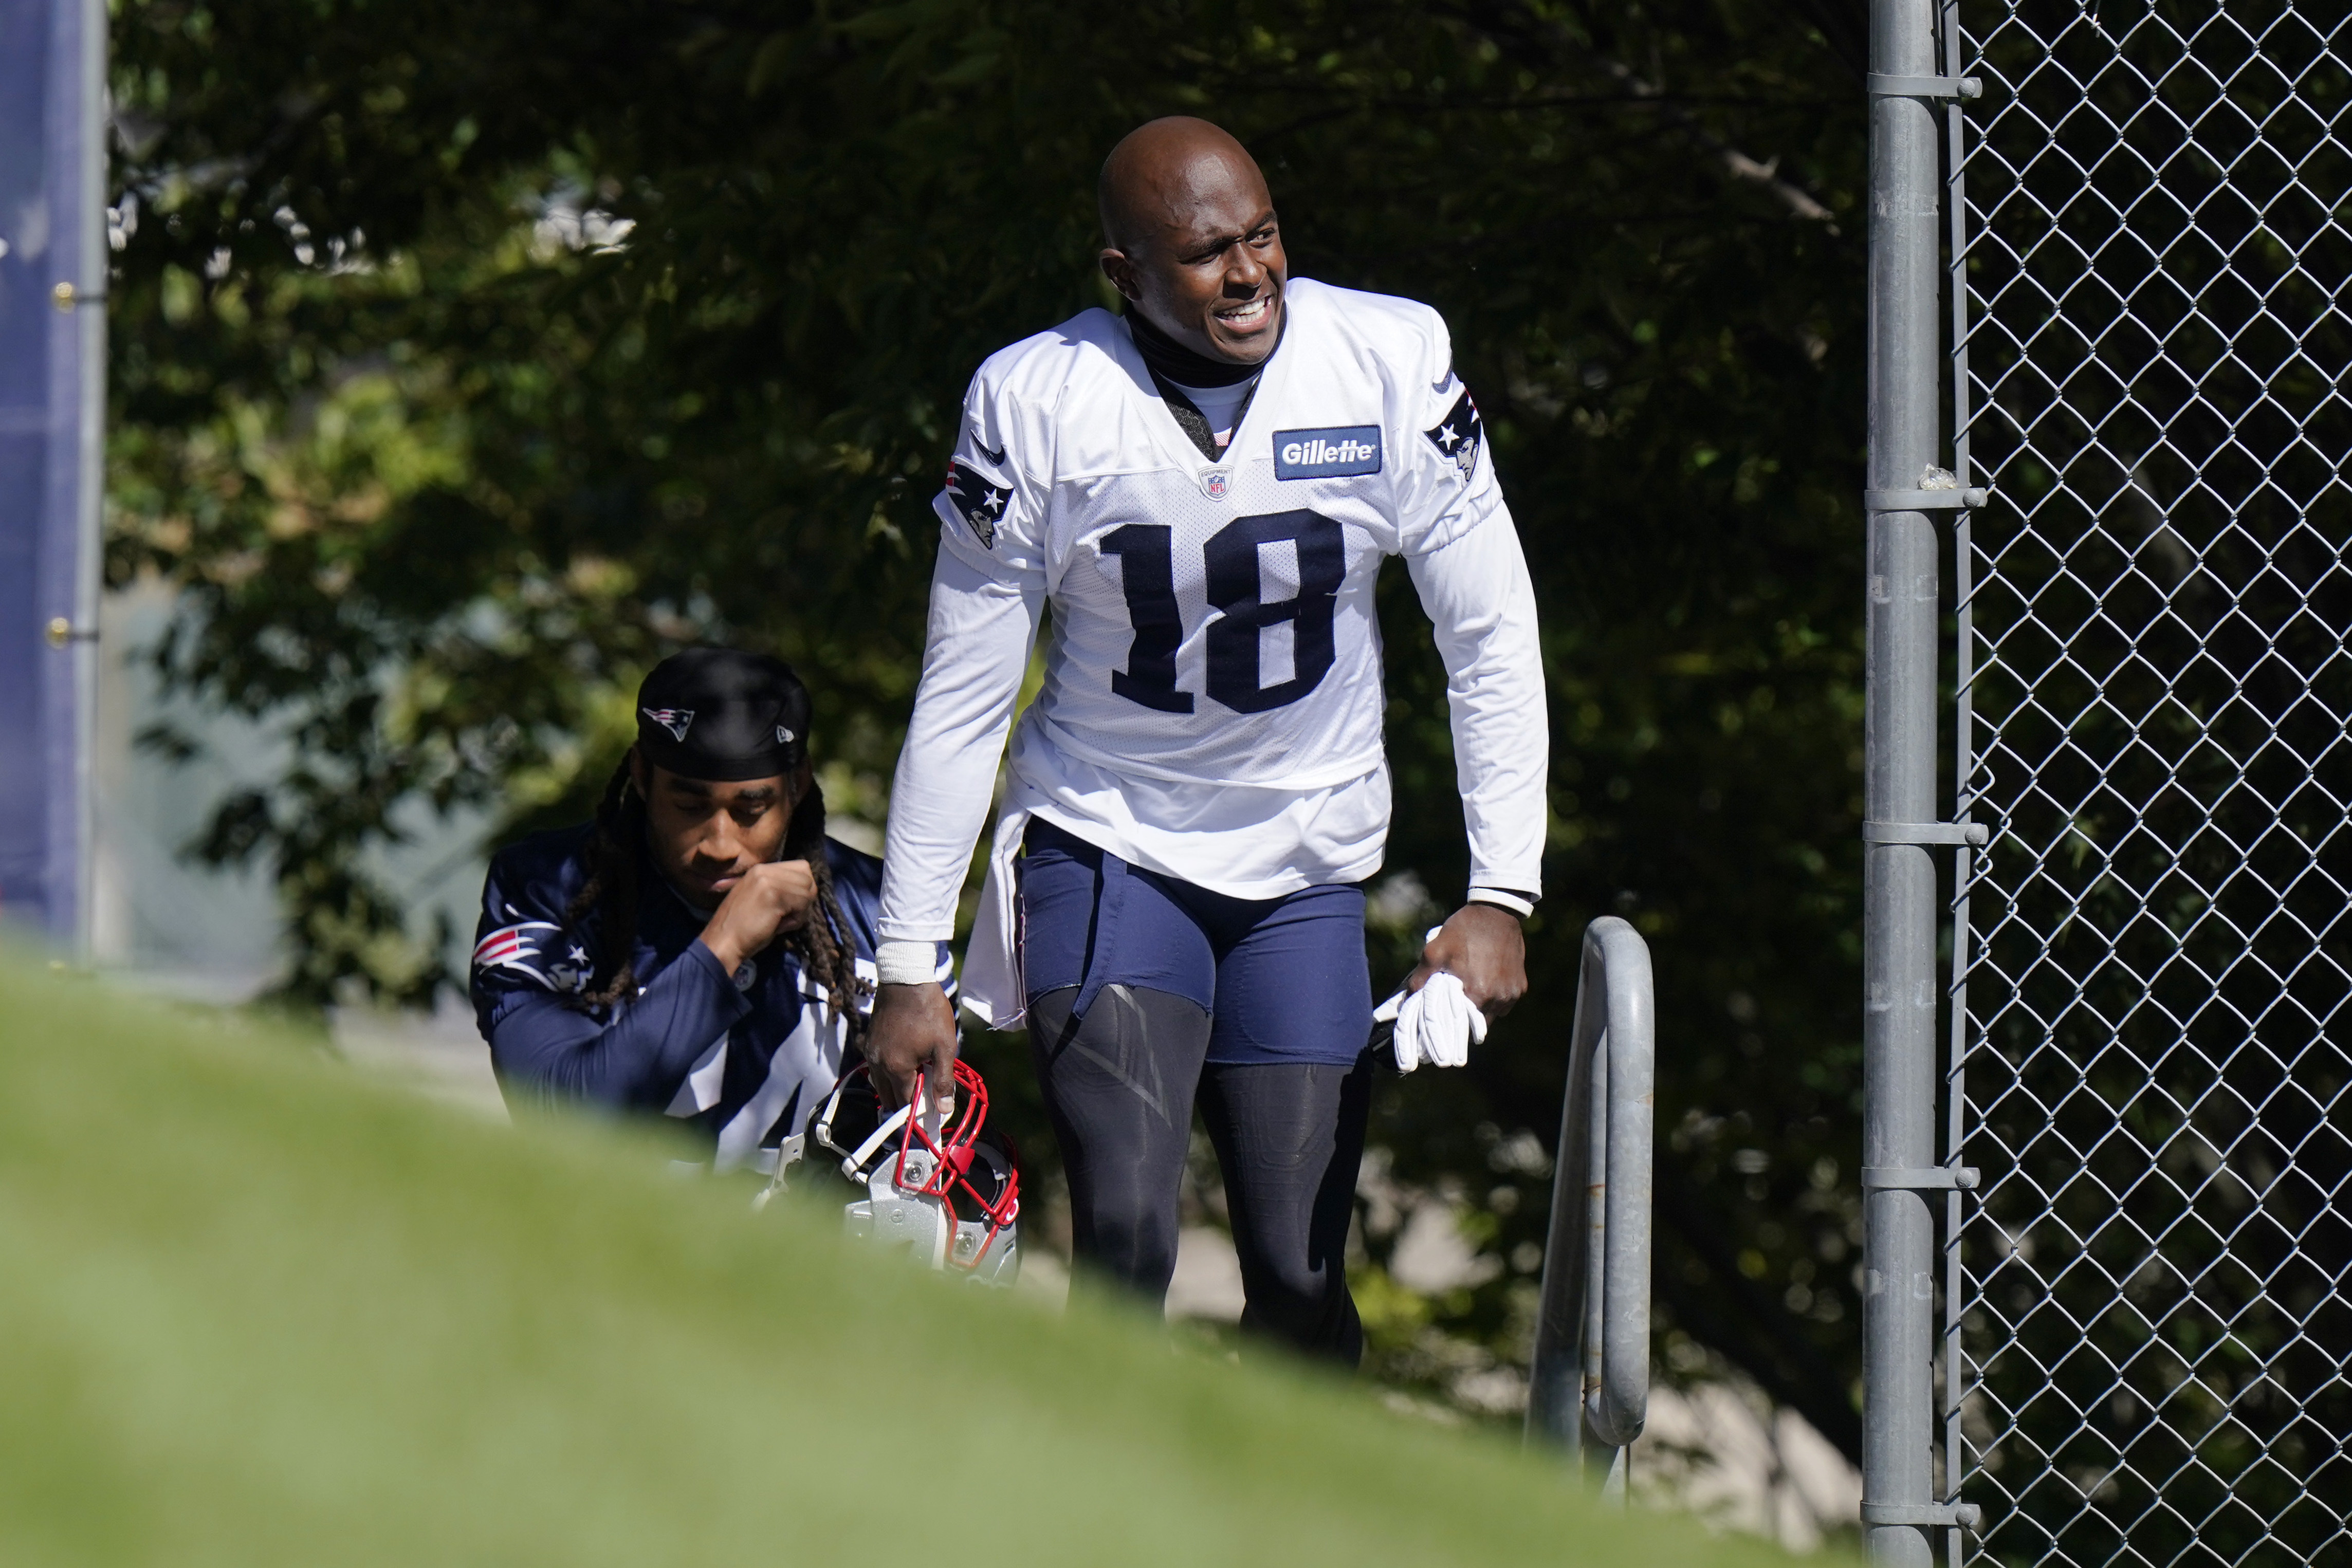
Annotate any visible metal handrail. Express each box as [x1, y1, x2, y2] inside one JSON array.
[[1524, 916, 1655, 1493]]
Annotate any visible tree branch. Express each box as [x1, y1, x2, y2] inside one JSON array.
[[1441, 0, 1843, 228]]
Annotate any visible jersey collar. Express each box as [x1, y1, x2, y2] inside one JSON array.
[[1112, 291, 1298, 473]]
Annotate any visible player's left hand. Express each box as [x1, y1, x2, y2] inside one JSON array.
[[1406, 903, 1528, 1022]]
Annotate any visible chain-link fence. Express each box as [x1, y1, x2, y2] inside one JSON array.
[[1949, 3, 2351, 1562]]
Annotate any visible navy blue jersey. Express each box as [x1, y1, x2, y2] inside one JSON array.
[[469, 824, 952, 1171]]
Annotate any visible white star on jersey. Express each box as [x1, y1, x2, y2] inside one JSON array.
[[877, 279, 1549, 1025]]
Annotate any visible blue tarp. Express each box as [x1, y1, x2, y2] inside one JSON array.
[[0, 0, 101, 947]]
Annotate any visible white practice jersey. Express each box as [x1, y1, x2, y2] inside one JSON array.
[[878, 278, 1549, 1025]]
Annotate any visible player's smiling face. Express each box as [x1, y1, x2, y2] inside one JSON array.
[[1101, 146, 1287, 366]]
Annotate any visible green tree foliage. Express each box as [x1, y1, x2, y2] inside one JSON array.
[[109, 0, 1873, 1453]]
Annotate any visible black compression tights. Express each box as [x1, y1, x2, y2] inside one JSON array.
[[1027, 984, 1372, 1364]]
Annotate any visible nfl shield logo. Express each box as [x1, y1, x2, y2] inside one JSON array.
[[1201, 470, 1232, 502]]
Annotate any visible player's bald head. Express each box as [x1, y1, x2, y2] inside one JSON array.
[[1098, 117, 1270, 255], [1096, 117, 1288, 366]]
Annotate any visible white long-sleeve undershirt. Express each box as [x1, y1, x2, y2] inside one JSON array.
[[1405, 505, 1550, 904], [875, 547, 1041, 948]]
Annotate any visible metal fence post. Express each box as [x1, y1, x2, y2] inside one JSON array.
[[1863, 0, 1946, 1560]]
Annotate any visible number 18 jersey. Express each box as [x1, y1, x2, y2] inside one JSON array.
[[936, 278, 1503, 801]]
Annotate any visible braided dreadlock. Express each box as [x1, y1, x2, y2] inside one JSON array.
[[562, 750, 874, 1054], [564, 759, 647, 1013], [775, 774, 874, 1056]]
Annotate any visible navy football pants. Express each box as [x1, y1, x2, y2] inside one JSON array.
[[1020, 820, 1374, 1363]]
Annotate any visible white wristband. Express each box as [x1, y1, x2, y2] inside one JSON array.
[[1466, 887, 1537, 918], [874, 940, 940, 988]]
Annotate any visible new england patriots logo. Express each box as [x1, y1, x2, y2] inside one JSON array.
[[641, 707, 694, 742], [945, 460, 1011, 550], [473, 920, 587, 993], [1424, 389, 1484, 479]]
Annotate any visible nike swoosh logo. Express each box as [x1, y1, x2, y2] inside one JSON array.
[[971, 433, 1007, 466]]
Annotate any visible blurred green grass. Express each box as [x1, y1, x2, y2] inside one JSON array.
[[0, 952, 1809, 1567]]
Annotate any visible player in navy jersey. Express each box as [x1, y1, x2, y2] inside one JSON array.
[[471, 648, 951, 1173], [866, 119, 1548, 1359]]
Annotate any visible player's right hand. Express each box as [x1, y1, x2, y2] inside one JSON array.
[[866, 982, 960, 1114], [695, 859, 818, 976]]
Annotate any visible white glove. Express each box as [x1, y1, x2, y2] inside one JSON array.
[[1374, 930, 1487, 1072]]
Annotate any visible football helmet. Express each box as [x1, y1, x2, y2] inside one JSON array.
[[782, 1059, 1021, 1286]]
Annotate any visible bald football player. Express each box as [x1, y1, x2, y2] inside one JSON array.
[[867, 118, 1547, 1360]]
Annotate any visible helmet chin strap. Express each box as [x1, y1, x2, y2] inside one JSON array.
[[839, 1102, 913, 1184]]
